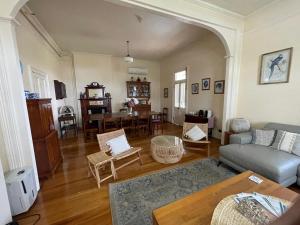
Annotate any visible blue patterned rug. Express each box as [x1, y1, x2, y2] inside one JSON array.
[[109, 158, 237, 225]]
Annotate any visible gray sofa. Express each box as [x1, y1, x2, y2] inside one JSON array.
[[219, 123, 300, 187]]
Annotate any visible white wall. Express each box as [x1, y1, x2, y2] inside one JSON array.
[[73, 52, 161, 122], [15, 13, 75, 131], [161, 32, 226, 138], [237, 0, 300, 127]]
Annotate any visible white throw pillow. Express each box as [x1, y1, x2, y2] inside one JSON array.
[[272, 130, 300, 155], [185, 125, 206, 141], [106, 135, 131, 156]]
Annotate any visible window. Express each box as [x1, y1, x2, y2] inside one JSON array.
[[174, 83, 180, 107], [180, 82, 186, 108], [175, 70, 186, 81], [174, 70, 187, 109]]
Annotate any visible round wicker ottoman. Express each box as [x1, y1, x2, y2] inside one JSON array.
[[151, 135, 184, 164]]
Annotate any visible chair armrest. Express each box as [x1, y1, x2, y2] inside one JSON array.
[[230, 132, 252, 144]]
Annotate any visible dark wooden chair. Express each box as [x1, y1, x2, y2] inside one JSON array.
[[103, 116, 120, 133], [83, 117, 98, 141], [120, 116, 134, 135], [162, 108, 168, 123], [151, 113, 163, 135], [119, 108, 128, 113], [136, 112, 150, 136]]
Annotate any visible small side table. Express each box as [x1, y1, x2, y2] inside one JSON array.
[[87, 152, 115, 188], [58, 114, 77, 138], [224, 131, 235, 145]]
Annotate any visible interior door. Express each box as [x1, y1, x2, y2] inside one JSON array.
[[173, 70, 187, 125], [31, 68, 50, 98]]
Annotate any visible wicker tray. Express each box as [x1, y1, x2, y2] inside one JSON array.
[[211, 195, 291, 225]]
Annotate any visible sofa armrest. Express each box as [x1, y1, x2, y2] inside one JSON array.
[[230, 132, 252, 144]]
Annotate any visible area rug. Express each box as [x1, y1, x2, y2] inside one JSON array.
[[109, 158, 237, 225]]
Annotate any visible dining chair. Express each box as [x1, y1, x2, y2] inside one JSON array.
[[151, 113, 163, 135], [120, 115, 134, 135], [162, 108, 168, 123], [136, 112, 150, 136], [103, 116, 120, 133]]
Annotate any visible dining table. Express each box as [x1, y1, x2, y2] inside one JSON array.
[[88, 111, 162, 134]]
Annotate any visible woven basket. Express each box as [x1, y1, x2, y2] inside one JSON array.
[[151, 135, 184, 164], [211, 195, 291, 225]]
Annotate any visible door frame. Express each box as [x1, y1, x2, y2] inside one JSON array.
[[172, 67, 188, 125]]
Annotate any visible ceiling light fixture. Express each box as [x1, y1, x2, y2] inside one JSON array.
[[124, 40, 134, 63]]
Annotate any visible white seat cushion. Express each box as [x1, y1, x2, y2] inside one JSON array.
[[185, 125, 206, 141], [106, 135, 131, 156]]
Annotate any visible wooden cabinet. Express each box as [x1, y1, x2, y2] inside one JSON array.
[[127, 81, 150, 99], [127, 81, 151, 112], [27, 99, 55, 139], [26, 99, 62, 179]]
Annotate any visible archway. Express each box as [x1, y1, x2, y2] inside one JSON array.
[[0, 0, 242, 223], [6, 0, 241, 138]]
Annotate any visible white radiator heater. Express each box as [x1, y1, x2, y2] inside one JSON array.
[[5, 167, 38, 216]]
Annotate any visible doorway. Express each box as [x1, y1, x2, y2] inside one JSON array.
[[173, 69, 187, 125]]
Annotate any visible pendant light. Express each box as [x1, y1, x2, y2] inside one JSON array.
[[124, 40, 134, 63]]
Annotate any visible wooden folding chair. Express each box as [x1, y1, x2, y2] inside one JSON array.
[[182, 122, 211, 157], [97, 129, 143, 179]]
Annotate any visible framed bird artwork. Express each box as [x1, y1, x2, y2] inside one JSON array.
[[259, 47, 293, 84]]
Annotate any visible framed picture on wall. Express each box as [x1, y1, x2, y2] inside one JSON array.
[[259, 47, 293, 84], [191, 83, 199, 94], [163, 88, 168, 98], [214, 80, 225, 94], [202, 78, 210, 90]]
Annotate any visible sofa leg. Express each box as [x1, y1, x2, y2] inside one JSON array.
[[217, 161, 222, 167]]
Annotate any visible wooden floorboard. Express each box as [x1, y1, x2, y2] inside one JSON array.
[[14, 123, 300, 225]]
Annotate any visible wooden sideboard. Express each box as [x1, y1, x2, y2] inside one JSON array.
[[26, 99, 62, 179], [133, 104, 151, 112], [185, 114, 208, 123]]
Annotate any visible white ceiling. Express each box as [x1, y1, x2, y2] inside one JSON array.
[[200, 0, 276, 16], [27, 0, 211, 60]]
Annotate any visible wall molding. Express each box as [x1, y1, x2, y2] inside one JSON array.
[[0, 16, 20, 25], [20, 5, 64, 57]]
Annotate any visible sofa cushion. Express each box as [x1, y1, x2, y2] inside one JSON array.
[[251, 129, 275, 146], [219, 144, 300, 184], [230, 132, 252, 145]]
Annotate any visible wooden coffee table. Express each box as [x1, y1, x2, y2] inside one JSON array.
[[153, 171, 299, 225]]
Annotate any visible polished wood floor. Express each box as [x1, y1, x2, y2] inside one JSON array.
[[15, 123, 300, 225], [15, 123, 221, 225]]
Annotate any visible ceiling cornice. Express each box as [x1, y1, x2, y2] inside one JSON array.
[[186, 0, 245, 19], [20, 5, 66, 57]]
